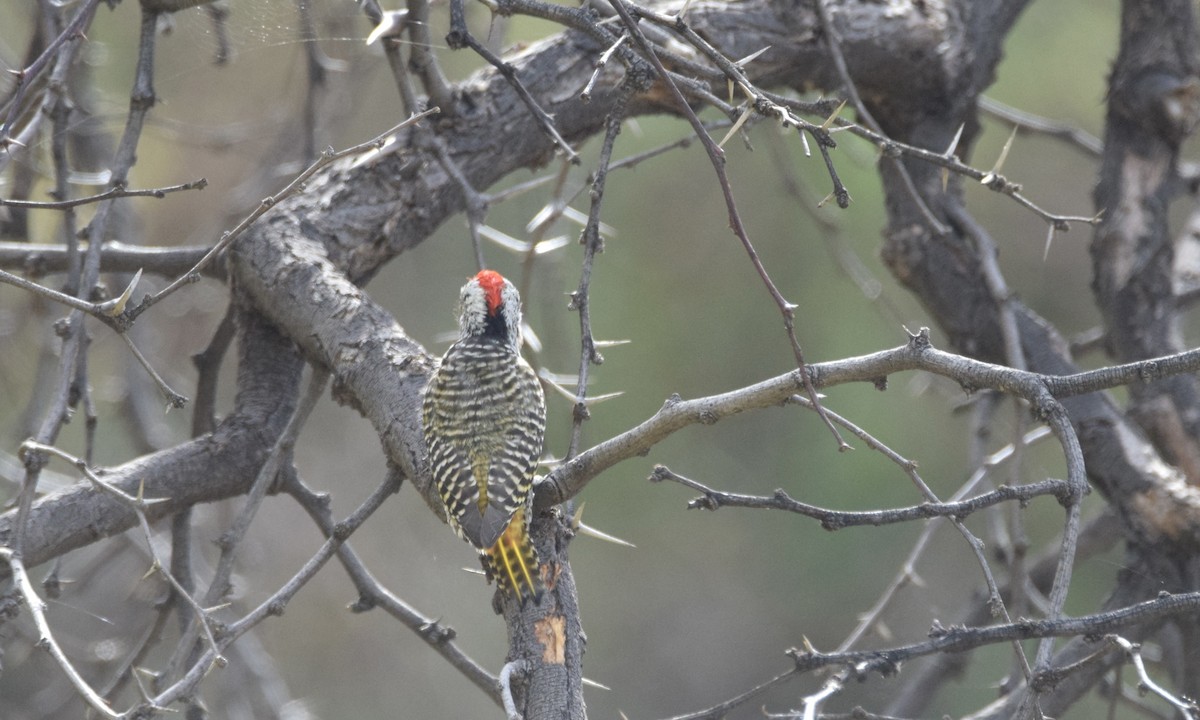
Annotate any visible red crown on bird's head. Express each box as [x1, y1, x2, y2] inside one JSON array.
[[473, 270, 506, 316]]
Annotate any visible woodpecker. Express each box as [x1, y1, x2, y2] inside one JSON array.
[[422, 270, 547, 605]]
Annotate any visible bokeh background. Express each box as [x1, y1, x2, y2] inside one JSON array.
[[0, 1, 1148, 718]]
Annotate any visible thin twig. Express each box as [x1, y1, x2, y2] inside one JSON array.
[[811, 0, 947, 233], [947, 195, 1026, 373], [651, 466, 1069, 529], [834, 426, 1052, 653], [0, 179, 207, 209], [607, 0, 849, 450], [0, 548, 121, 719], [581, 33, 628, 102], [107, 7, 162, 191], [296, 0, 324, 166], [119, 332, 187, 408], [98, 604, 173, 702], [663, 373, 1036, 677], [0, 267, 110, 317], [448, 0, 580, 163], [282, 469, 501, 702], [943, 197, 1038, 680], [761, 128, 905, 324], [540, 330, 1200, 508], [979, 95, 1103, 156], [14, 440, 228, 710], [659, 668, 800, 720], [1027, 400, 1088, 686], [46, 38, 81, 293], [405, 0, 456, 114], [190, 306, 238, 436], [161, 367, 329, 688], [799, 670, 846, 720], [519, 158, 573, 304], [1112, 636, 1199, 720], [3, 0, 106, 571], [779, 590, 1200, 680], [500, 659, 531, 720], [142, 470, 402, 714], [76, 336, 97, 465], [130, 109, 440, 320], [1038, 346, 1200, 397], [1029, 635, 1122, 694], [760, 90, 1103, 231], [566, 83, 634, 459], [0, 0, 101, 149], [0, 268, 188, 408]]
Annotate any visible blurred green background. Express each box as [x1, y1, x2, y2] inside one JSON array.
[[0, 1, 1146, 718]]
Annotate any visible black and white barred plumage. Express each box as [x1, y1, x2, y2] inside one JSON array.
[[422, 270, 546, 604]]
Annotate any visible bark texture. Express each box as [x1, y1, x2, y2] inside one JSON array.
[[3, 1, 1200, 717]]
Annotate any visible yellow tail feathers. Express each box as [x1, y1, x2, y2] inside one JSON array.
[[484, 508, 544, 606]]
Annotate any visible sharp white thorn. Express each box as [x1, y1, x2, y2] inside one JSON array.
[[577, 521, 636, 548]]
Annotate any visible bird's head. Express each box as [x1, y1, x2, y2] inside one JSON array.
[[457, 269, 523, 348]]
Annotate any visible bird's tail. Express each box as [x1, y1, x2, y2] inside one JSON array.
[[484, 507, 544, 606]]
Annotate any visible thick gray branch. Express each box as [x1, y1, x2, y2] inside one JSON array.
[[0, 312, 301, 574]]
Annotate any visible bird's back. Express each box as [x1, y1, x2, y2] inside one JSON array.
[[423, 335, 545, 549]]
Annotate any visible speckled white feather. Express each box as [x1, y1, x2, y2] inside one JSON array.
[[456, 273, 524, 351]]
